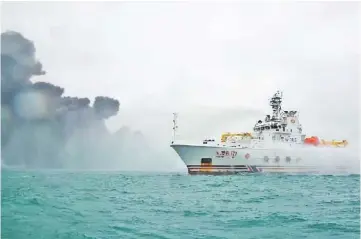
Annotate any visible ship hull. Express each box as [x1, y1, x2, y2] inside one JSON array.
[[171, 143, 346, 175]]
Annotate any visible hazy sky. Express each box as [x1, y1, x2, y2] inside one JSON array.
[[2, 1, 360, 146]]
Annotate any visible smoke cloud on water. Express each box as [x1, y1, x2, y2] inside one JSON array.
[[1, 30, 180, 172]]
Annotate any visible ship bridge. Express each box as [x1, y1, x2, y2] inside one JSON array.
[[252, 91, 305, 144]]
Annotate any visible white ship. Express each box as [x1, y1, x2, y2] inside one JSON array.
[[170, 91, 349, 175]]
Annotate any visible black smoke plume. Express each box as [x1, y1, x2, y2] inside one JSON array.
[[1, 30, 147, 169]]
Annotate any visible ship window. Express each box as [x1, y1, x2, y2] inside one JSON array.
[[201, 158, 212, 164], [290, 129, 292, 132]]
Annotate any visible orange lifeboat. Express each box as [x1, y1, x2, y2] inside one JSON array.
[[304, 136, 320, 146]]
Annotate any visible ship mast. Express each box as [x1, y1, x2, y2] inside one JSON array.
[[269, 90, 283, 121], [172, 112, 178, 144]]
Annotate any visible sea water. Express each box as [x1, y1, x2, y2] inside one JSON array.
[[2, 170, 360, 239]]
